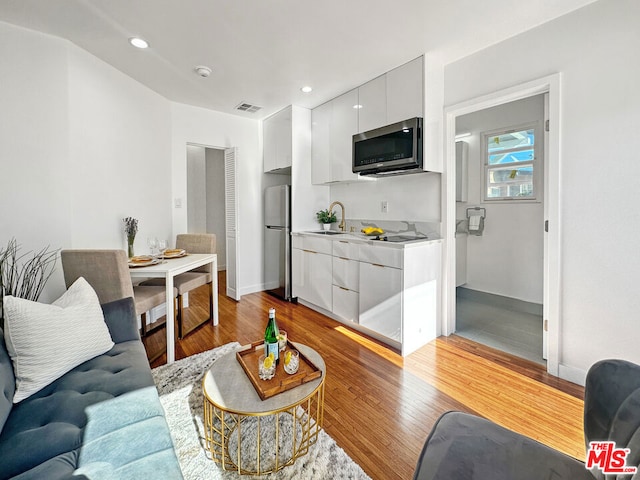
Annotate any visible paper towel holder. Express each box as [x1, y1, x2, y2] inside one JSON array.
[[466, 207, 486, 236], [466, 207, 486, 220]]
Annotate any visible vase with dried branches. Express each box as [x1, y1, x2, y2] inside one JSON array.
[[122, 217, 138, 258], [123, 217, 138, 258], [0, 238, 59, 325]]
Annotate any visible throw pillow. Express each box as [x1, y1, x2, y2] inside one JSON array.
[[3, 277, 114, 403]]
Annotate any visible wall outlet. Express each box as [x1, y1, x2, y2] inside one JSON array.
[[174, 198, 183, 208], [381, 201, 388, 213]]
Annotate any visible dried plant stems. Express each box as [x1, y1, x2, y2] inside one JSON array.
[[0, 238, 59, 302]]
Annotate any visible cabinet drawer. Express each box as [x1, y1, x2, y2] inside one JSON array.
[[332, 285, 358, 323], [332, 256, 359, 291], [332, 240, 359, 260], [292, 235, 303, 250], [358, 244, 403, 268], [302, 236, 332, 255]]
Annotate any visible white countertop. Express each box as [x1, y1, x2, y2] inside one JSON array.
[[292, 230, 441, 248]]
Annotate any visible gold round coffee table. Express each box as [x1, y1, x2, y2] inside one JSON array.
[[202, 342, 325, 475]]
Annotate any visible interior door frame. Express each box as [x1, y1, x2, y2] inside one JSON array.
[[184, 143, 240, 301], [442, 74, 561, 375]]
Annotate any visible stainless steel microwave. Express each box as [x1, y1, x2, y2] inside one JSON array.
[[352, 117, 423, 176]]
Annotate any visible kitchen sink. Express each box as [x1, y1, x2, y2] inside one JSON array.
[[307, 230, 343, 235]]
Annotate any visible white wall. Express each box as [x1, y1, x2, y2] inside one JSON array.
[[186, 145, 207, 233], [290, 106, 330, 231], [330, 173, 441, 223], [456, 95, 544, 303], [0, 22, 71, 302], [0, 21, 172, 302], [444, 0, 640, 382], [1, 21, 263, 302], [170, 103, 263, 295], [205, 148, 226, 269]]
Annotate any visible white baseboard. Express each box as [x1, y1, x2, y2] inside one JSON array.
[[558, 363, 587, 386], [240, 283, 268, 296]]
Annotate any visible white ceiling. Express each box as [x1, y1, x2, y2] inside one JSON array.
[[0, 0, 597, 119]]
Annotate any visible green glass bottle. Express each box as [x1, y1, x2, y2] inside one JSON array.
[[264, 307, 280, 365]]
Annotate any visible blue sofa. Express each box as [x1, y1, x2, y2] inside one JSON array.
[[0, 297, 183, 480]]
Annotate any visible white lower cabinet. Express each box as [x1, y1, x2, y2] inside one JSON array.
[[292, 236, 332, 312], [293, 234, 441, 355], [332, 253, 359, 323], [358, 262, 402, 342], [332, 285, 358, 323]]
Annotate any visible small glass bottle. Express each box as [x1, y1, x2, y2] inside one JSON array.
[[264, 307, 280, 365]]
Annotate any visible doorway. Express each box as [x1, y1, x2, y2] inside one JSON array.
[[186, 144, 239, 300], [454, 95, 545, 365], [443, 74, 561, 375]]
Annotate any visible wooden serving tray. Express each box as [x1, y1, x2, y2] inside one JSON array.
[[236, 340, 322, 400]]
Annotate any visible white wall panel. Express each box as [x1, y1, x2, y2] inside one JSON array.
[[444, 0, 640, 378]]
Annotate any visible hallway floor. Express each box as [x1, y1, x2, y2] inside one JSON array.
[[455, 288, 545, 365]]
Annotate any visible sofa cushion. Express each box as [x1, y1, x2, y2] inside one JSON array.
[[0, 339, 171, 480], [584, 359, 640, 480], [413, 411, 594, 480], [0, 327, 15, 434], [3, 277, 114, 403]]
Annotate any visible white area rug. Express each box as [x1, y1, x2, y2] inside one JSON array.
[[152, 342, 371, 479]]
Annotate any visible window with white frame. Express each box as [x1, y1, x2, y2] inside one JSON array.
[[482, 123, 540, 201]]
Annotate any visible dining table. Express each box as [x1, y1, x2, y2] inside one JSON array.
[[128, 253, 218, 364]]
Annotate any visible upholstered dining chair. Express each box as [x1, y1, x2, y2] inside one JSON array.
[[141, 234, 216, 339], [60, 249, 176, 338]]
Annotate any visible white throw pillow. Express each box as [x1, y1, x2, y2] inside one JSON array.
[[3, 277, 114, 403]]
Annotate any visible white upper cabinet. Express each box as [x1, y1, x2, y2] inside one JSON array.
[[311, 56, 424, 183], [311, 89, 360, 184], [456, 141, 468, 202], [263, 106, 293, 173], [330, 89, 360, 183], [357, 56, 424, 133], [386, 56, 424, 125], [311, 101, 331, 184], [357, 75, 386, 133]]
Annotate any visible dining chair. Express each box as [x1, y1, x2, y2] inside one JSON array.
[[141, 234, 216, 339], [60, 249, 176, 338]]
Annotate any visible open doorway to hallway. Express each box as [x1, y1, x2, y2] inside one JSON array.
[[454, 94, 546, 365], [185, 144, 228, 288]]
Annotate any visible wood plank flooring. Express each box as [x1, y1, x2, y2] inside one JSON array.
[[143, 272, 585, 480]]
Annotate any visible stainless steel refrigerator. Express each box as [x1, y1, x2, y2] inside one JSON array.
[[264, 185, 292, 300]]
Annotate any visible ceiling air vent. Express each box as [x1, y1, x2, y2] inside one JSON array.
[[235, 102, 262, 114]]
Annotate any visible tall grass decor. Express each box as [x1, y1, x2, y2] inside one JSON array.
[[0, 238, 59, 325]]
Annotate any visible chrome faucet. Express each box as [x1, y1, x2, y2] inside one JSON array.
[[329, 201, 346, 232]]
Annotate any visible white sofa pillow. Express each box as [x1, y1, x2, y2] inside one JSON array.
[[3, 277, 114, 403]]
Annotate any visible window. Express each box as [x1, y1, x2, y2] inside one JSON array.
[[482, 124, 540, 201]]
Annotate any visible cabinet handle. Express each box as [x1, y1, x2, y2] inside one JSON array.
[[338, 286, 349, 291], [371, 263, 385, 268], [339, 256, 349, 261], [339, 240, 349, 244], [303, 249, 317, 254]]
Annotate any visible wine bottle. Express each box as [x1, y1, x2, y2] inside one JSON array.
[[264, 307, 280, 365]]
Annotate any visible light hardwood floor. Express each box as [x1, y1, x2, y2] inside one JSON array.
[[143, 272, 585, 480]]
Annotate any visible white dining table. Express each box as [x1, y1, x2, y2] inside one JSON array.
[[128, 253, 218, 364]]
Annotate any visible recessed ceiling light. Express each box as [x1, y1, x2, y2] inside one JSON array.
[[353, 104, 363, 109], [128, 37, 149, 49], [301, 86, 313, 93]]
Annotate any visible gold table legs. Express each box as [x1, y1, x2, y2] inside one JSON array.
[[203, 383, 324, 475]]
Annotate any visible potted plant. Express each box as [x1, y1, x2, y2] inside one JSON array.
[[316, 209, 337, 231], [0, 238, 58, 325], [123, 216, 138, 258]]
